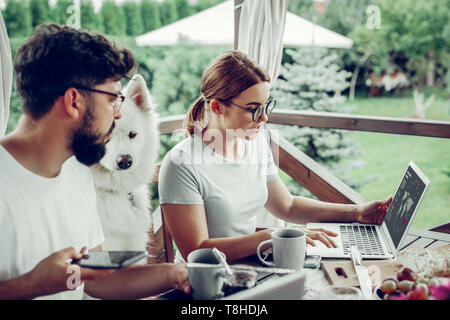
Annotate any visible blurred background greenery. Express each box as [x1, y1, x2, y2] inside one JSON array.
[[2, 0, 449, 229]]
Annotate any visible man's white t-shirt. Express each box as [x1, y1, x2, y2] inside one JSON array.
[[158, 132, 279, 262], [0, 145, 104, 300]]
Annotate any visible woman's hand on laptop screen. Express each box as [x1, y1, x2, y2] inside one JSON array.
[[303, 228, 338, 248], [357, 195, 393, 225]]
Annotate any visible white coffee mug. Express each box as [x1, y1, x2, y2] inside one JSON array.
[[187, 248, 227, 300], [256, 228, 306, 270]]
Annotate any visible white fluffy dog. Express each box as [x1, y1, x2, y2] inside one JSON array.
[[90, 74, 160, 260]]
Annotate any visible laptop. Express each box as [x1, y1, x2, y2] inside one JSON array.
[[221, 271, 305, 300], [306, 161, 430, 259]]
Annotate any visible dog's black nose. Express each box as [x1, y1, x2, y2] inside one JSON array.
[[116, 155, 133, 170]]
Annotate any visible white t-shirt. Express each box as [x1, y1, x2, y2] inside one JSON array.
[[158, 132, 278, 262], [0, 146, 105, 300]]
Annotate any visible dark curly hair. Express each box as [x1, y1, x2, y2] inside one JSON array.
[[14, 23, 136, 119]]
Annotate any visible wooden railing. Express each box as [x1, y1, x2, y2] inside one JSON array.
[[151, 110, 450, 262], [155, 109, 450, 202]]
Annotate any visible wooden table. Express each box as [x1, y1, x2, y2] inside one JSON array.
[[400, 223, 450, 250], [304, 222, 450, 299], [157, 222, 449, 300]]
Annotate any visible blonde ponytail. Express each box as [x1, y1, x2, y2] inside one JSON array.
[[182, 96, 209, 137]]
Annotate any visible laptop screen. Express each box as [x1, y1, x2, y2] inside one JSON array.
[[384, 164, 427, 248]]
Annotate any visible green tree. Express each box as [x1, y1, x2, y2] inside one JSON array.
[[286, 0, 315, 20], [100, 0, 126, 35], [159, 0, 178, 26], [122, 2, 144, 36], [150, 46, 225, 163], [174, 0, 193, 19], [80, 0, 103, 32], [141, 0, 162, 32], [319, 0, 373, 36], [272, 48, 367, 195], [2, 0, 32, 37], [352, 0, 450, 87], [194, 0, 212, 12], [52, 0, 75, 25], [29, 0, 51, 27]]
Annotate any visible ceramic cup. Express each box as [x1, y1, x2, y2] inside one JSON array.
[[187, 248, 227, 300], [256, 228, 306, 271]]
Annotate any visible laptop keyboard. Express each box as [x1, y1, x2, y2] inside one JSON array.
[[340, 225, 385, 256]]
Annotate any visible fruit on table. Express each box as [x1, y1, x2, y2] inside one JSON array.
[[406, 283, 429, 300], [398, 280, 415, 293], [397, 266, 418, 282], [380, 278, 398, 293], [384, 291, 406, 300]]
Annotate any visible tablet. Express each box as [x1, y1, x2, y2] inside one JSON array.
[[73, 251, 147, 269]]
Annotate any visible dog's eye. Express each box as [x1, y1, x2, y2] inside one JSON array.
[[128, 131, 137, 139]]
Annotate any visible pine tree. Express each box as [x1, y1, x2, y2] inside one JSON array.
[[272, 47, 367, 195], [80, 0, 103, 32], [141, 0, 161, 32], [52, 0, 75, 25], [122, 2, 144, 36], [174, 0, 193, 19], [29, 0, 51, 27], [100, 0, 126, 35], [159, 0, 178, 26]]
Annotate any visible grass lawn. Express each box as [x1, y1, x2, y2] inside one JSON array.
[[348, 93, 450, 230]]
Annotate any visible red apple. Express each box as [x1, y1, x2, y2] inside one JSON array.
[[397, 267, 418, 282]]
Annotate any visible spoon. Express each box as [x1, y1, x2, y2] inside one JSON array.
[[212, 247, 233, 277]]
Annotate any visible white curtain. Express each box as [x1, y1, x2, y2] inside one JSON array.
[[0, 12, 12, 136], [237, 0, 287, 228], [237, 0, 286, 84]]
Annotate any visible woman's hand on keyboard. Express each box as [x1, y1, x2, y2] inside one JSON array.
[[303, 228, 338, 248]]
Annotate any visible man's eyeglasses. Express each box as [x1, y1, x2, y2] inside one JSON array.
[[223, 98, 277, 122], [75, 86, 125, 112]]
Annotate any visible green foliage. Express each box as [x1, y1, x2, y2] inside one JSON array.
[[52, 0, 75, 25], [159, 0, 179, 26], [100, 0, 126, 35], [174, 0, 193, 19], [2, 0, 32, 37], [80, 0, 103, 32], [150, 46, 225, 162], [29, 0, 51, 27], [319, 0, 373, 36], [352, 0, 450, 86], [286, 0, 315, 20], [151, 46, 225, 116], [141, 0, 162, 32], [122, 2, 144, 36]]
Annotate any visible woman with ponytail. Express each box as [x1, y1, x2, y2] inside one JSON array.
[[159, 50, 392, 263]]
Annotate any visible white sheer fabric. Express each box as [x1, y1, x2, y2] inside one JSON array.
[[0, 12, 12, 136], [237, 0, 286, 84], [237, 0, 287, 228]]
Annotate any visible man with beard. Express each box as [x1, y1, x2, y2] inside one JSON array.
[[0, 23, 189, 299]]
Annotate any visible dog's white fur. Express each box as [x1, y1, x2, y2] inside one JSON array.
[[90, 74, 159, 257]]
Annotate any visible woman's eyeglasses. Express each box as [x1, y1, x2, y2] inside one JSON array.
[[75, 86, 125, 112], [224, 98, 277, 122]]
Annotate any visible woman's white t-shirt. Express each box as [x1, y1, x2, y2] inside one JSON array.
[[158, 132, 278, 262]]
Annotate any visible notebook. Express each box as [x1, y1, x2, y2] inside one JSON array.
[[306, 161, 430, 259]]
